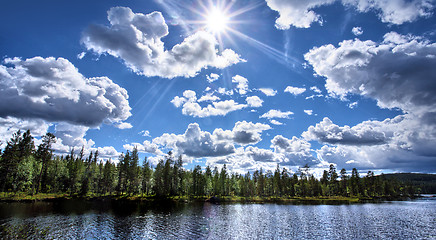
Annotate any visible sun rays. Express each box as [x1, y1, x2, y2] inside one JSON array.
[[206, 7, 230, 33]]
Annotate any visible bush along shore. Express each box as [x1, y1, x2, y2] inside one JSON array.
[[0, 130, 420, 204]]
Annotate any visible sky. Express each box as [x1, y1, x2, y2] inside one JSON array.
[[1, 0, 436, 175]]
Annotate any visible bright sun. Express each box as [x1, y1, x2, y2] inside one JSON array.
[[206, 8, 229, 33]]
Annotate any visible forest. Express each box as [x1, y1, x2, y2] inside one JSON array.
[[0, 130, 418, 199]]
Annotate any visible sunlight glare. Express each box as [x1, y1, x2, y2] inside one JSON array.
[[206, 7, 229, 33]]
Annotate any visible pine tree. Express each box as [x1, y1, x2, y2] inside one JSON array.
[[35, 133, 55, 194]]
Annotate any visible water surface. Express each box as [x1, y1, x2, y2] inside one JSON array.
[[0, 198, 435, 239]]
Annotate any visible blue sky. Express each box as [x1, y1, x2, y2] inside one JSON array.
[[1, 0, 435, 174]]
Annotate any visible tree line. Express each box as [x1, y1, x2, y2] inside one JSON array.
[[0, 130, 417, 198]]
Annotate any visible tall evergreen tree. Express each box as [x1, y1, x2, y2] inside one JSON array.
[[35, 133, 55, 194]]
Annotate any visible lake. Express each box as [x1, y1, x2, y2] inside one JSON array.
[[0, 198, 435, 239]]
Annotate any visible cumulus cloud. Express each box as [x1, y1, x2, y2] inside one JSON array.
[[206, 147, 281, 174], [139, 130, 150, 137], [123, 140, 164, 155], [152, 121, 271, 158], [258, 88, 277, 96], [230, 121, 271, 145], [265, 0, 433, 29], [116, 122, 133, 129], [284, 86, 306, 95], [318, 141, 436, 172], [342, 0, 434, 25], [182, 100, 246, 118], [207, 73, 220, 83], [352, 26, 363, 36], [310, 86, 322, 94], [305, 32, 436, 116], [153, 123, 235, 158], [207, 135, 320, 174], [82, 7, 244, 78], [304, 114, 436, 171], [95, 146, 122, 160], [54, 123, 94, 149], [77, 52, 86, 59], [348, 101, 358, 109], [198, 93, 220, 102], [304, 32, 436, 172], [0, 117, 49, 146], [0, 56, 131, 127], [171, 96, 187, 108], [304, 110, 313, 115], [217, 87, 234, 96], [232, 75, 249, 95], [260, 109, 294, 119], [246, 96, 263, 107], [171, 90, 247, 117], [270, 119, 284, 125], [271, 135, 319, 166], [265, 0, 333, 29], [302, 117, 390, 145]]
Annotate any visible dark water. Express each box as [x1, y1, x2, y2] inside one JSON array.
[[0, 198, 435, 239]]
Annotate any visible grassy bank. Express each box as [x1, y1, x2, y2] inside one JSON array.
[[0, 192, 380, 204], [0, 192, 70, 202]]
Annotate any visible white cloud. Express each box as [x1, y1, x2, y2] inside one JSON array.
[[304, 110, 313, 115], [217, 87, 234, 96], [270, 119, 284, 125], [246, 96, 263, 107], [172, 90, 247, 118], [116, 122, 133, 129], [230, 121, 271, 145], [181, 100, 246, 118], [232, 75, 249, 95], [207, 73, 220, 83], [198, 93, 220, 102], [0, 56, 131, 127], [0, 117, 49, 147], [260, 109, 294, 119], [77, 52, 86, 59], [258, 88, 277, 96], [82, 7, 244, 78], [310, 86, 322, 94], [123, 140, 164, 155], [305, 115, 436, 172], [265, 0, 333, 29], [304, 32, 436, 172], [171, 96, 187, 108], [305, 32, 436, 115], [271, 135, 319, 166], [352, 26, 363, 36], [208, 135, 320, 174], [207, 134, 320, 174], [265, 0, 433, 29], [284, 86, 306, 95], [139, 130, 150, 137], [302, 117, 390, 146], [152, 121, 271, 158], [342, 0, 434, 25], [54, 123, 94, 149], [95, 146, 121, 160], [348, 101, 358, 109], [154, 123, 235, 158], [183, 90, 197, 101]]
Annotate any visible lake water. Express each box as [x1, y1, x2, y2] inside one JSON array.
[[0, 198, 435, 239]]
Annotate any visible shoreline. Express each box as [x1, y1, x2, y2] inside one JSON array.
[[0, 192, 419, 204]]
